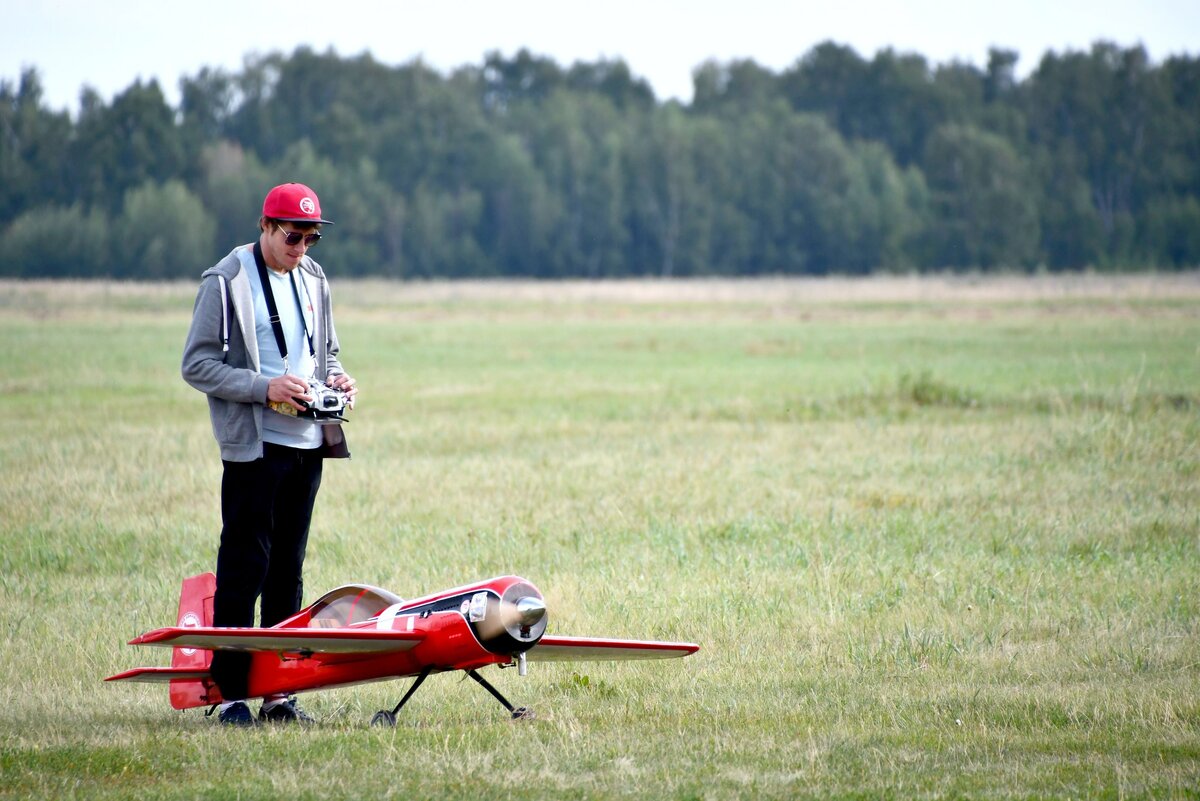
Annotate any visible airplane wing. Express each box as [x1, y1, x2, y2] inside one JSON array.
[[128, 626, 425, 654], [105, 667, 211, 683], [529, 636, 699, 661]]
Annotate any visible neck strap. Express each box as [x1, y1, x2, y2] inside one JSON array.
[[253, 241, 314, 371]]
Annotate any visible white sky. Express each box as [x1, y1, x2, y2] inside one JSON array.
[[3, 0, 1198, 113]]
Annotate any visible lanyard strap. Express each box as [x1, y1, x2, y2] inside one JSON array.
[[252, 241, 315, 369]]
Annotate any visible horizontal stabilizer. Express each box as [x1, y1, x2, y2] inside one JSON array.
[[130, 626, 424, 654], [105, 667, 211, 683], [530, 636, 699, 661]]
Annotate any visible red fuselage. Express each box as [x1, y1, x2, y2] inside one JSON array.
[[186, 575, 546, 707]]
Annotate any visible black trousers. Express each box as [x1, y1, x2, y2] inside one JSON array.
[[210, 442, 323, 700]]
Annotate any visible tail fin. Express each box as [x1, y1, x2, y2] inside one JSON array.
[[168, 572, 219, 709]]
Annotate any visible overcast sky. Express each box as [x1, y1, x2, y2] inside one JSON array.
[[3, 0, 1198, 113]]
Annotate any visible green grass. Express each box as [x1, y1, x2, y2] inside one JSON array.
[[0, 276, 1198, 799]]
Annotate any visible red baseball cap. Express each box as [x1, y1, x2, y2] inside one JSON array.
[[262, 183, 335, 224]]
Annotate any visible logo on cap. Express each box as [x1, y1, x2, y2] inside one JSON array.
[[299, 197, 316, 215]]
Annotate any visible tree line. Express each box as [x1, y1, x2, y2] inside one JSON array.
[[2, 41, 1198, 279]]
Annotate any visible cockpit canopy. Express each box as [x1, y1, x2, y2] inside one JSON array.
[[307, 584, 403, 628]]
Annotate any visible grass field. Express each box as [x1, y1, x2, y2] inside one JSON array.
[[1, 274, 1198, 799]]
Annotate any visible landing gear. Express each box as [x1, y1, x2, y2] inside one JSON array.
[[466, 669, 536, 720], [369, 666, 534, 726], [371, 667, 432, 727], [370, 709, 396, 727]]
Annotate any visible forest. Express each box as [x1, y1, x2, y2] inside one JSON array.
[[2, 41, 1198, 278]]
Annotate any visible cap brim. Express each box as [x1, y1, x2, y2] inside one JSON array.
[[274, 217, 334, 225]]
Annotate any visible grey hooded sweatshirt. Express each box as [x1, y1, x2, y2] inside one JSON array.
[[181, 244, 350, 462]]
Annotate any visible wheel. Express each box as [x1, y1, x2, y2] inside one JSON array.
[[510, 706, 535, 721], [371, 710, 397, 727]]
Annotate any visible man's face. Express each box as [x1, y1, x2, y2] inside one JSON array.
[[262, 221, 320, 271]]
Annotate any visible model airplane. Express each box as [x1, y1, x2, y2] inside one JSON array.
[[107, 574, 699, 724]]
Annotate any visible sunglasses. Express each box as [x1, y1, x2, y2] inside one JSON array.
[[275, 223, 322, 247]]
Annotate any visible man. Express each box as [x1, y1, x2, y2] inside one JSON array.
[[181, 183, 358, 726]]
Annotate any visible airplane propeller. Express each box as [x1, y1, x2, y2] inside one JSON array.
[[514, 596, 546, 626]]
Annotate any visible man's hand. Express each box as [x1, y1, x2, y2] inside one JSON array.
[[328, 373, 358, 409], [267, 374, 312, 411]]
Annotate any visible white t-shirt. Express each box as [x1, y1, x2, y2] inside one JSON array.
[[246, 259, 323, 450]]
